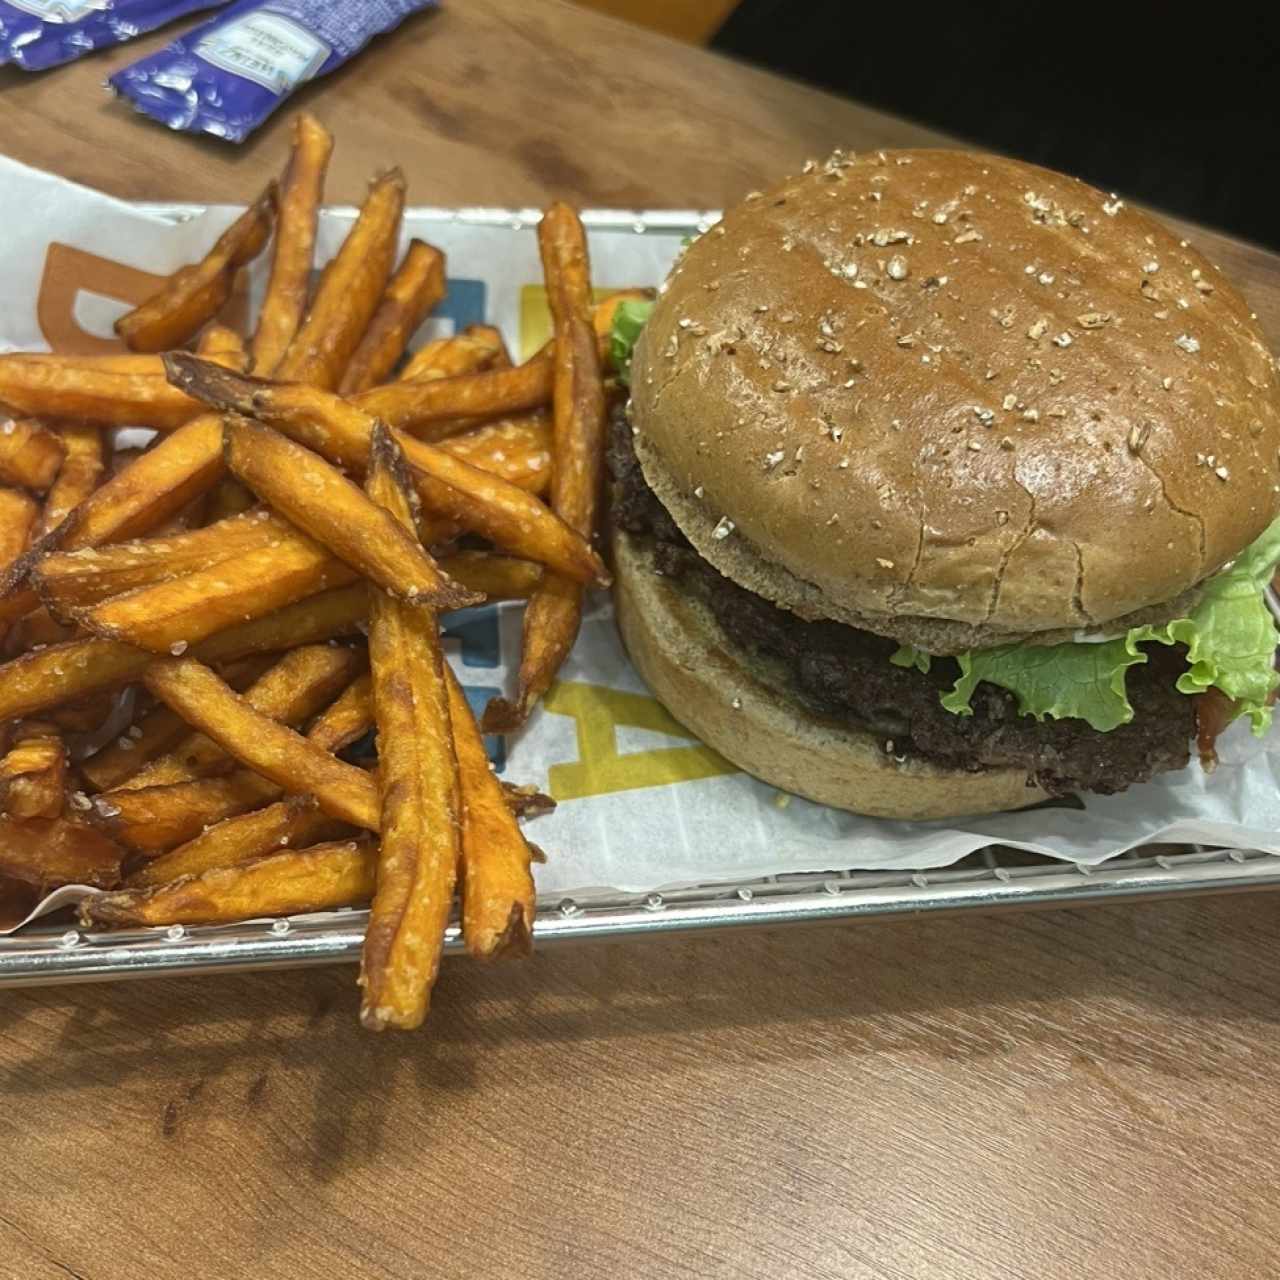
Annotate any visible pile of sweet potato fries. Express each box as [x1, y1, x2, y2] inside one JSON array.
[[0, 114, 636, 1030]]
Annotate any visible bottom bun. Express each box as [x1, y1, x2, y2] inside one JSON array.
[[612, 526, 1049, 820]]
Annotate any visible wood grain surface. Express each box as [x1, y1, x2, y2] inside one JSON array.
[[2, 3, 1279, 1278]]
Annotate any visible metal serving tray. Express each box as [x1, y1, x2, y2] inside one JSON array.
[[2, 844, 1278, 987], [1, 200, 1276, 989]]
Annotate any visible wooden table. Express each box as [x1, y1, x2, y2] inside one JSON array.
[[3, 4, 1280, 1277]]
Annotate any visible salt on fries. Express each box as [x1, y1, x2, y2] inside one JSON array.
[[0, 118, 640, 1031]]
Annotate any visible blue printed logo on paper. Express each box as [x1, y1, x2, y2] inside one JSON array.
[[196, 12, 329, 93], [437, 278, 486, 333]]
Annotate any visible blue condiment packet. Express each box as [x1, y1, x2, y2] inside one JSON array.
[[0, 0, 227, 71], [108, 0, 439, 143]]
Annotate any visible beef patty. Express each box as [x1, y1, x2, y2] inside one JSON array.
[[609, 411, 1194, 797]]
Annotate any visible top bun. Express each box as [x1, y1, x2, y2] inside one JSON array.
[[629, 149, 1280, 645]]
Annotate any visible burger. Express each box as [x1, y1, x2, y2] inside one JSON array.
[[606, 150, 1280, 819]]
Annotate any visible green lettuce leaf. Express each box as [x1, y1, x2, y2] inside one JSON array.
[[911, 517, 1280, 734], [890, 645, 932, 674], [1132, 515, 1280, 731], [942, 638, 1150, 732], [608, 298, 655, 386]]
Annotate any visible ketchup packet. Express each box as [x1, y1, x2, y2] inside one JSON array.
[[109, 0, 438, 142], [0, 0, 226, 71]]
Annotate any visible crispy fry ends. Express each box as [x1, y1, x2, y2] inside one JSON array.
[[338, 239, 446, 395], [81, 840, 375, 929], [447, 667, 536, 960], [485, 204, 607, 731], [360, 424, 461, 1030], [251, 113, 333, 374], [223, 416, 479, 611], [164, 355, 607, 585], [115, 183, 276, 352]]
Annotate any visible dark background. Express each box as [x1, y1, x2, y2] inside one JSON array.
[[714, 1, 1280, 251]]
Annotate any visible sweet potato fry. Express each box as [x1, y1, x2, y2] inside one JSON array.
[[79, 656, 272, 792], [97, 670, 376, 849], [115, 183, 276, 352], [434, 412, 552, 494], [438, 550, 542, 601], [0, 415, 227, 631], [223, 417, 479, 611], [80, 839, 375, 929], [33, 509, 292, 616], [485, 204, 606, 731], [143, 658, 382, 830], [360, 424, 461, 1030], [128, 643, 362, 788], [355, 414, 552, 549], [397, 329, 503, 383], [93, 771, 282, 855], [195, 323, 248, 367], [0, 488, 38, 573], [127, 795, 346, 889], [0, 816, 123, 892], [275, 169, 405, 389], [354, 356, 552, 437], [56, 415, 224, 547], [74, 532, 357, 654], [251, 113, 333, 374], [0, 723, 66, 819], [165, 356, 607, 585], [0, 417, 64, 491], [306, 672, 375, 752], [446, 667, 536, 960], [37, 424, 104, 538], [0, 582, 367, 723], [81, 706, 192, 793], [0, 358, 204, 431], [338, 240, 446, 395]]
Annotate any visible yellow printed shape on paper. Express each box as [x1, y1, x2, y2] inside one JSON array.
[[518, 285, 630, 360], [544, 680, 738, 801]]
